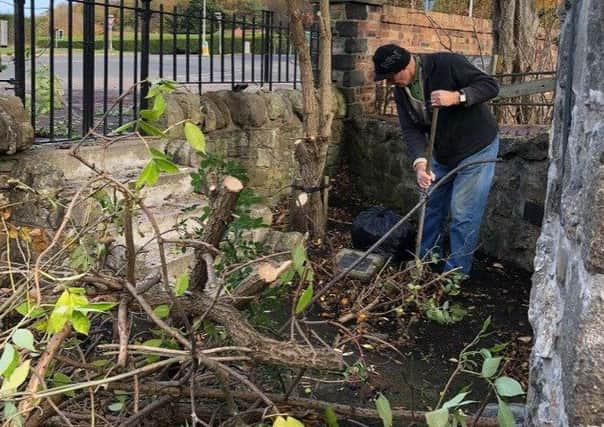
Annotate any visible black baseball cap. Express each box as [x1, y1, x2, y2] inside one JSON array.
[[373, 44, 411, 81]]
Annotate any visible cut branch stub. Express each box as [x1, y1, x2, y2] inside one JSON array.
[[190, 176, 243, 291]]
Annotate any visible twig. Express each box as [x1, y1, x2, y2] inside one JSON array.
[[118, 395, 174, 427]]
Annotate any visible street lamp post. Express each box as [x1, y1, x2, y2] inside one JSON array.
[[201, 0, 208, 55], [108, 14, 115, 52]]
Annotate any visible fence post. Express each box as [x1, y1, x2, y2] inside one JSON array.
[[82, 0, 95, 134], [13, 0, 26, 104], [140, 0, 152, 109]]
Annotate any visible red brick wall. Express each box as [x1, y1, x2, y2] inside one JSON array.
[[331, 1, 494, 115]]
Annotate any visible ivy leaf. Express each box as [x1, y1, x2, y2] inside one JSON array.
[[12, 329, 36, 352], [135, 161, 160, 189], [295, 284, 313, 315], [425, 408, 449, 427], [496, 397, 516, 427], [375, 393, 393, 427], [71, 311, 91, 335], [184, 122, 206, 153], [153, 158, 179, 173], [153, 304, 170, 319], [0, 344, 18, 377], [174, 273, 190, 297], [481, 357, 502, 379], [495, 376, 525, 397]]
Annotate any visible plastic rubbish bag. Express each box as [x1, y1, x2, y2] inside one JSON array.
[[351, 207, 415, 261]]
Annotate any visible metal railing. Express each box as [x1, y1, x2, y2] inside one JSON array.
[[6, 0, 318, 142]]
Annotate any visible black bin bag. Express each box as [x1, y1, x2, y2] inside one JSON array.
[[351, 207, 415, 261]]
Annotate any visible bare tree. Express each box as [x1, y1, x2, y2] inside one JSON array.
[[286, 0, 333, 241]]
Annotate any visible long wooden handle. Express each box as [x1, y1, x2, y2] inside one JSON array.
[[414, 107, 440, 258]]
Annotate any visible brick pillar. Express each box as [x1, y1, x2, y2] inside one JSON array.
[[331, 0, 383, 116]]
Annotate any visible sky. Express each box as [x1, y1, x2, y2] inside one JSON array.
[[0, 0, 55, 15]]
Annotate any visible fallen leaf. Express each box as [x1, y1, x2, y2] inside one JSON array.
[[517, 336, 532, 343]]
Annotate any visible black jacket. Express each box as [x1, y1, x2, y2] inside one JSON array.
[[394, 52, 499, 167]]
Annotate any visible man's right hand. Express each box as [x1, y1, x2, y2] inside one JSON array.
[[415, 163, 436, 189]]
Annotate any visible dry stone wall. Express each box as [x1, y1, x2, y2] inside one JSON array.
[[344, 116, 548, 271], [0, 95, 34, 155], [157, 87, 347, 200]]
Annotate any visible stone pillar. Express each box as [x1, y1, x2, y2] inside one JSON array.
[[527, 0, 604, 425], [331, 0, 383, 116]]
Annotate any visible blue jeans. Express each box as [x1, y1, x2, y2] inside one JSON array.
[[420, 136, 499, 275]]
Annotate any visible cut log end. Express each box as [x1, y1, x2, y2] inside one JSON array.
[[223, 176, 243, 192], [296, 192, 309, 207], [258, 261, 293, 283]]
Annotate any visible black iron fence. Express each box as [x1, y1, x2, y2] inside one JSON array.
[[4, 0, 319, 142]]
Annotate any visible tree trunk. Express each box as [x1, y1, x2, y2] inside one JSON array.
[[287, 0, 332, 241]]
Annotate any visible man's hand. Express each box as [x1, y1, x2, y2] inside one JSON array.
[[430, 90, 461, 107], [415, 162, 436, 189]]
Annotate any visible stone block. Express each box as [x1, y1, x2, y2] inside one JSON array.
[[343, 70, 366, 87], [333, 54, 356, 71], [222, 92, 269, 128], [155, 89, 202, 138], [0, 95, 34, 155], [335, 21, 359, 37], [335, 248, 385, 282], [346, 3, 368, 20], [345, 38, 368, 54]]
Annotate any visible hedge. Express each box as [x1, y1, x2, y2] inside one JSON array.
[[37, 35, 291, 55]]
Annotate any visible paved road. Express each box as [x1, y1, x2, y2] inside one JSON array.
[[1, 53, 301, 92]]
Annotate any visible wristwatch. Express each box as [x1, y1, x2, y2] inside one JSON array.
[[459, 90, 467, 105]]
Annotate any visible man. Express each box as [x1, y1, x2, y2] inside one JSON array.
[[372, 44, 500, 276]]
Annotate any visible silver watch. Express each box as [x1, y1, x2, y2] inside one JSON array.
[[459, 90, 467, 105]]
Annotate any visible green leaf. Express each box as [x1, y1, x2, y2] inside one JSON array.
[[489, 342, 508, 353], [153, 304, 170, 319], [480, 316, 492, 334], [0, 344, 17, 377], [442, 391, 470, 410], [113, 120, 137, 134], [15, 302, 46, 319], [107, 401, 124, 412], [12, 329, 36, 352], [481, 357, 502, 379], [71, 311, 91, 335], [496, 397, 516, 427], [278, 267, 295, 285], [174, 273, 190, 297], [495, 376, 524, 397], [425, 408, 449, 427], [138, 120, 165, 137], [375, 393, 392, 427], [1, 360, 31, 392], [75, 302, 117, 313], [184, 122, 206, 153], [295, 284, 313, 315], [3, 401, 23, 427], [149, 147, 167, 159], [140, 94, 165, 121], [273, 416, 304, 427], [153, 158, 179, 173], [324, 407, 339, 427], [135, 161, 160, 189], [292, 242, 306, 276], [53, 372, 75, 397]]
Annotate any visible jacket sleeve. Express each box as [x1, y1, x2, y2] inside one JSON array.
[[393, 87, 427, 163], [449, 54, 499, 106]]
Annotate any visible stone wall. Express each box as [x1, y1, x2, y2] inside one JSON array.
[[0, 95, 34, 155], [344, 116, 548, 271], [331, 0, 494, 116], [527, 0, 604, 424], [157, 87, 347, 199]]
